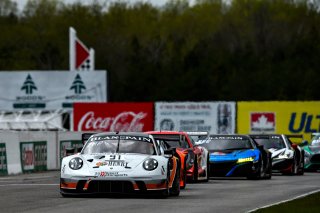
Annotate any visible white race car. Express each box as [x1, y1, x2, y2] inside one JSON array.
[[60, 132, 181, 197], [250, 134, 304, 175]]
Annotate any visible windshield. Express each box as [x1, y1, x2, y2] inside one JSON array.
[[198, 136, 253, 151], [254, 136, 286, 149], [82, 135, 156, 155], [311, 135, 320, 146]]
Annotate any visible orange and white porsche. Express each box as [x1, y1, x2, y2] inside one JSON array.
[[60, 132, 181, 197]]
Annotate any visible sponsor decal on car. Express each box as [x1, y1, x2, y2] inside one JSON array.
[[95, 160, 131, 168], [94, 171, 128, 177]]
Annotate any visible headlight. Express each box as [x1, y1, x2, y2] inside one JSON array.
[[69, 157, 83, 170], [143, 158, 158, 171], [237, 157, 254, 163], [278, 152, 291, 159]]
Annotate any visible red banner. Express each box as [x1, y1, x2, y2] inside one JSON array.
[[73, 103, 154, 132]]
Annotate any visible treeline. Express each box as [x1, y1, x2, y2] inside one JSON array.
[[0, 0, 320, 101]]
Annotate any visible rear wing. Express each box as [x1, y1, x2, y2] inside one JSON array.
[[286, 134, 303, 139], [186, 131, 209, 141]]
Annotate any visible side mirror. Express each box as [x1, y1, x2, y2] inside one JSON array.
[[164, 148, 176, 158], [299, 140, 308, 147], [291, 144, 298, 149], [65, 147, 75, 156], [257, 144, 264, 150]]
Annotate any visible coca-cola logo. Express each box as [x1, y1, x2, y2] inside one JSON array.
[[77, 111, 147, 131]]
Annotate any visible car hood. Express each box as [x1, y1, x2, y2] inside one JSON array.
[[268, 148, 287, 158], [81, 153, 151, 172], [209, 149, 258, 162]]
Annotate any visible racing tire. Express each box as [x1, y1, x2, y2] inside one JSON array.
[[192, 158, 198, 183], [247, 158, 263, 180], [181, 161, 187, 189], [265, 159, 272, 180], [290, 159, 298, 175], [169, 166, 181, 196], [297, 155, 305, 176], [203, 156, 210, 182]]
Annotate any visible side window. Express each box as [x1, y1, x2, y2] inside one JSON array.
[[186, 135, 194, 147]]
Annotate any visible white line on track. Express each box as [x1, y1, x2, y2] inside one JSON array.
[[0, 175, 56, 180], [247, 188, 320, 213], [0, 184, 59, 187]]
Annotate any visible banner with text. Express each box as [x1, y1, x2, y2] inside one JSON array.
[[73, 103, 154, 132], [0, 71, 107, 110], [155, 102, 236, 134], [0, 143, 7, 175], [237, 101, 320, 142], [20, 141, 47, 172]]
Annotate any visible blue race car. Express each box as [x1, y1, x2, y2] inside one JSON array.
[[196, 135, 272, 179]]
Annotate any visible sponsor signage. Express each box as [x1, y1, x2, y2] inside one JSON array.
[[0, 71, 107, 110], [73, 103, 154, 132], [0, 143, 7, 175], [155, 102, 236, 134], [20, 141, 47, 172], [60, 140, 83, 161], [250, 112, 276, 133], [237, 101, 320, 141]]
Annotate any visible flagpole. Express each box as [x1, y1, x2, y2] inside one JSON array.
[[69, 27, 76, 71], [90, 48, 95, 71]]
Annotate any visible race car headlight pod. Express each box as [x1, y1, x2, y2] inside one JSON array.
[[143, 158, 158, 171], [69, 157, 83, 170], [237, 157, 254, 164]]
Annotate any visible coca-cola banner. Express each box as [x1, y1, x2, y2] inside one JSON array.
[[155, 102, 236, 134], [73, 103, 154, 132]]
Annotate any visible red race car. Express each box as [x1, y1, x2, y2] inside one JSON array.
[[146, 131, 210, 183]]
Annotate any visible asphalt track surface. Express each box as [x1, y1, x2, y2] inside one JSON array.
[[0, 171, 320, 213]]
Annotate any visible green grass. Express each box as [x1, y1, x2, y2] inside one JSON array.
[[253, 191, 320, 213]]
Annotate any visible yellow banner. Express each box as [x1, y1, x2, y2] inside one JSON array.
[[237, 101, 320, 142]]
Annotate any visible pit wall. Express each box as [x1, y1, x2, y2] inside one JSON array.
[[0, 131, 83, 175]]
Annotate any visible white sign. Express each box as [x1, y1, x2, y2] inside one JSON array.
[[155, 102, 236, 134], [0, 71, 107, 110]]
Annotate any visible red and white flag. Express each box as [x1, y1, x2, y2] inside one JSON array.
[[69, 27, 95, 71]]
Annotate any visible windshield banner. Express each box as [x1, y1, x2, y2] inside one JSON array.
[[73, 102, 154, 132]]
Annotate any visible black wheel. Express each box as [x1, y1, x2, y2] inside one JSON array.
[[297, 154, 305, 175], [192, 158, 198, 182], [169, 166, 180, 196], [204, 155, 210, 182], [291, 159, 298, 175], [247, 158, 262, 180], [265, 158, 272, 180], [180, 160, 187, 189]]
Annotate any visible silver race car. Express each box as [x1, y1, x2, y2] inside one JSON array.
[[250, 134, 304, 175], [60, 132, 181, 197]]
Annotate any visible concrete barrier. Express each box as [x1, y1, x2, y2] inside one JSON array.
[[0, 131, 84, 175]]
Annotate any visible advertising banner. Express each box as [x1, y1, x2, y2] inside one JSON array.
[[20, 141, 47, 172], [237, 101, 320, 141], [73, 103, 154, 132], [0, 71, 107, 110], [0, 143, 7, 175], [155, 102, 236, 134], [60, 140, 83, 161]]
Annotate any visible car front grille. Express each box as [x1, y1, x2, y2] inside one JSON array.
[[87, 180, 134, 193], [310, 154, 320, 163]]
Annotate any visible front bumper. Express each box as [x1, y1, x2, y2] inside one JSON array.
[[209, 161, 259, 177], [272, 158, 294, 173], [60, 177, 168, 195]]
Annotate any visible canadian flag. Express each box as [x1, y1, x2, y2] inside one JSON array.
[[69, 27, 95, 71]]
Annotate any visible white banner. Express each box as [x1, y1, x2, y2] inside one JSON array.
[[0, 71, 107, 110], [155, 102, 236, 134]]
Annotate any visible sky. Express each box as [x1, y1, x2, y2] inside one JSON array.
[[13, 0, 197, 11]]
